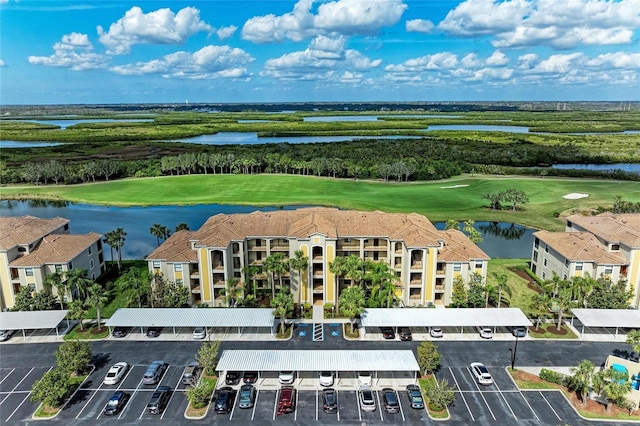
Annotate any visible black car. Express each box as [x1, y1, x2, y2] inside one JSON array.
[[225, 371, 241, 385], [382, 388, 400, 413], [399, 328, 412, 341], [103, 391, 129, 416], [238, 384, 256, 409], [406, 384, 425, 409], [214, 387, 236, 414], [243, 371, 258, 384], [322, 388, 338, 413], [146, 386, 171, 415], [381, 327, 395, 339], [111, 327, 128, 338], [146, 327, 162, 338]]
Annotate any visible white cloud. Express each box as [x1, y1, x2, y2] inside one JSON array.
[[216, 25, 237, 40], [584, 52, 640, 69], [405, 19, 434, 34], [485, 50, 509, 67], [533, 53, 583, 73], [28, 33, 107, 70], [110, 45, 253, 79], [97, 6, 214, 55], [242, 0, 407, 43], [0, 59, 5, 66], [437, 0, 640, 49]]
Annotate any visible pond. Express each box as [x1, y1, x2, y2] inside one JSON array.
[[0, 141, 64, 148], [426, 124, 531, 133], [551, 163, 640, 173], [0, 201, 535, 260], [13, 118, 155, 129], [169, 132, 421, 145], [302, 115, 461, 122]]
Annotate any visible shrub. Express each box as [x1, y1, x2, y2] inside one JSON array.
[[539, 368, 568, 386], [185, 380, 215, 409]]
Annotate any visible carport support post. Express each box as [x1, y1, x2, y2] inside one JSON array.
[[615, 326, 619, 338]]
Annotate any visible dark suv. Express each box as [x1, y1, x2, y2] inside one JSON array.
[[399, 328, 412, 341], [382, 388, 400, 413], [143, 361, 167, 385], [146, 386, 171, 415], [181, 362, 200, 386], [322, 388, 338, 413], [225, 371, 241, 385], [214, 387, 236, 414], [103, 391, 129, 416]]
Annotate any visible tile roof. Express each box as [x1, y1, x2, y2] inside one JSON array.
[[146, 230, 198, 263], [534, 230, 627, 264], [0, 215, 69, 251], [438, 229, 490, 261], [566, 212, 640, 248], [10, 232, 101, 267]]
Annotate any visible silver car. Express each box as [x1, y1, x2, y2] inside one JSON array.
[[358, 387, 376, 412]]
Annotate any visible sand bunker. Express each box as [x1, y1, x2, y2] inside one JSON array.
[[441, 184, 469, 189], [563, 193, 589, 199]]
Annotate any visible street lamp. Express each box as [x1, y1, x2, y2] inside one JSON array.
[[509, 334, 519, 370]]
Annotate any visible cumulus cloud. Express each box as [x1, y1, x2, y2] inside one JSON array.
[[216, 25, 237, 40], [584, 52, 640, 69], [98, 6, 214, 55], [0, 59, 5, 67], [28, 33, 108, 70], [437, 0, 640, 49], [406, 19, 434, 34], [242, 0, 407, 43], [110, 45, 254, 79]]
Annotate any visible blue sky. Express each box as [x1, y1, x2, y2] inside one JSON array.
[[1, 0, 639, 104]]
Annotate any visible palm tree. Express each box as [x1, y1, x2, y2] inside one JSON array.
[[339, 285, 365, 334], [103, 231, 116, 262], [120, 267, 150, 308], [150, 224, 166, 246], [288, 250, 308, 300], [273, 288, 294, 335], [68, 299, 88, 330], [86, 283, 108, 331], [65, 268, 90, 301], [44, 272, 67, 310], [112, 228, 126, 271], [528, 292, 549, 331], [264, 253, 288, 301], [492, 272, 512, 308], [224, 278, 243, 307], [175, 223, 190, 232], [570, 360, 595, 405], [593, 369, 632, 412], [242, 265, 261, 298]]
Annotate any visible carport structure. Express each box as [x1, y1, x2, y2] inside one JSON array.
[[0, 310, 69, 340], [217, 349, 421, 382], [571, 309, 640, 337], [360, 308, 532, 335], [105, 307, 275, 336]]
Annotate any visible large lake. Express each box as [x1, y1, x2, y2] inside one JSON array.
[[170, 133, 421, 145], [0, 201, 534, 260]]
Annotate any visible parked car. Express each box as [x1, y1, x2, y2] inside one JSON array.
[[277, 386, 296, 414], [470, 362, 493, 385], [381, 327, 395, 339], [358, 371, 372, 387], [146, 327, 162, 338], [192, 327, 206, 339], [146, 386, 171, 414], [358, 387, 376, 412], [238, 384, 256, 409], [406, 384, 425, 409], [225, 371, 241, 385], [399, 328, 412, 341], [322, 388, 338, 413], [319, 371, 334, 387], [0, 329, 15, 342], [511, 326, 527, 337], [477, 326, 494, 339], [430, 327, 443, 338], [243, 371, 258, 384], [111, 327, 128, 338], [279, 371, 295, 385], [143, 361, 167, 385], [214, 387, 236, 414], [381, 388, 400, 413], [103, 391, 130, 416], [103, 362, 129, 385], [181, 362, 200, 385]]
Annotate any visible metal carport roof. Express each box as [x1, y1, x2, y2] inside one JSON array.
[[571, 309, 640, 328], [105, 308, 274, 328], [0, 310, 69, 330], [360, 308, 532, 328], [217, 350, 420, 372]]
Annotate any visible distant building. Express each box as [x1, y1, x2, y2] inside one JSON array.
[[530, 212, 640, 308], [147, 207, 489, 307], [0, 216, 105, 309]]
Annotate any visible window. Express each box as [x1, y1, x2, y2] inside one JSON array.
[[89, 259, 94, 270], [543, 258, 547, 267], [475, 261, 483, 269], [88, 246, 92, 255], [27, 283, 36, 291], [611, 244, 620, 251], [604, 265, 613, 275], [174, 263, 183, 272], [152, 261, 161, 268], [567, 221, 572, 228], [564, 259, 569, 267], [534, 238, 539, 249], [176, 279, 183, 285], [542, 272, 546, 280], [55, 265, 63, 273], [69, 261, 73, 269], [563, 274, 567, 280], [544, 245, 548, 253], [533, 251, 538, 262], [453, 263, 461, 272], [575, 262, 583, 271], [25, 268, 34, 277]]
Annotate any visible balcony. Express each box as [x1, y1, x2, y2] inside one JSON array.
[[247, 242, 267, 251], [410, 261, 423, 269], [213, 279, 225, 287], [435, 284, 445, 291], [313, 285, 324, 293], [212, 262, 224, 271], [191, 285, 201, 294], [270, 243, 289, 251]]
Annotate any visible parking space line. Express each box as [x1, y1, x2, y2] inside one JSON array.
[[4, 390, 31, 422], [0, 367, 38, 406], [538, 391, 562, 421], [315, 388, 318, 421], [517, 389, 539, 420], [356, 390, 362, 421], [397, 389, 406, 421], [375, 390, 383, 421], [272, 388, 279, 420], [76, 380, 103, 419], [294, 387, 299, 421], [121, 378, 143, 420], [446, 368, 474, 421], [493, 380, 517, 420], [160, 368, 184, 420], [466, 367, 496, 421], [0, 369, 15, 385], [251, 389, 258, 420]]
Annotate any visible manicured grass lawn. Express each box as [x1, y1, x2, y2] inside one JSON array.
[[528, 324, 578, 339], [63, 324, 109, 340], [4, 175, 640, 230], [486, 259, 538, 311]]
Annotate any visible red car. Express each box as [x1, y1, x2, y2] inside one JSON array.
[[277, 386, 296, 415]]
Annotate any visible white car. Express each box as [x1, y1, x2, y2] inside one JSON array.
[[477, 326, 493, 339], [192, 327, 206, 339], [279, 371, 295, 385], [358, 371, 372, 387], [103, 362, 130, 385], [358, 387, 377, 412], [430, 327, 443, 338], [470, 362, 493, 385], [319, 371, 334, 387], [0, 330, 15, 342]]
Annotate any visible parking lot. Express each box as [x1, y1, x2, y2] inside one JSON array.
[[0, 367, 50, 423], [436, 365, 579, 424]]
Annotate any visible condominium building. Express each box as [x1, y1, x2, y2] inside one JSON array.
[[0, 215, 105, 309], [147, 207, 490, 307], [530, 212, 640, 307]]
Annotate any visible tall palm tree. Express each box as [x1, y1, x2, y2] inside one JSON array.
[[288, 250, 308, 300], [65, 268, 90, 301], [528, 292, 549, 331], [86, 283, 108, 331], [224, 278, 243, 307], [44, 271, 67, 310], [150, 224, 166, 246], [120, 267, 150, 308], [570, 360, 595, 406], [264, 252, 288, 300], [242, 264, 261, 298], [492, 272, 512, 308], [273, 288, 294, 335], [112, 228, 126, 271], [103, 231, 116, 262]]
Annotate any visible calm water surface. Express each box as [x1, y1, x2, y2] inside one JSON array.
[[0, 201, 534, 260], [20, 119, 154, 129], [170, 132, 421, 144]]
